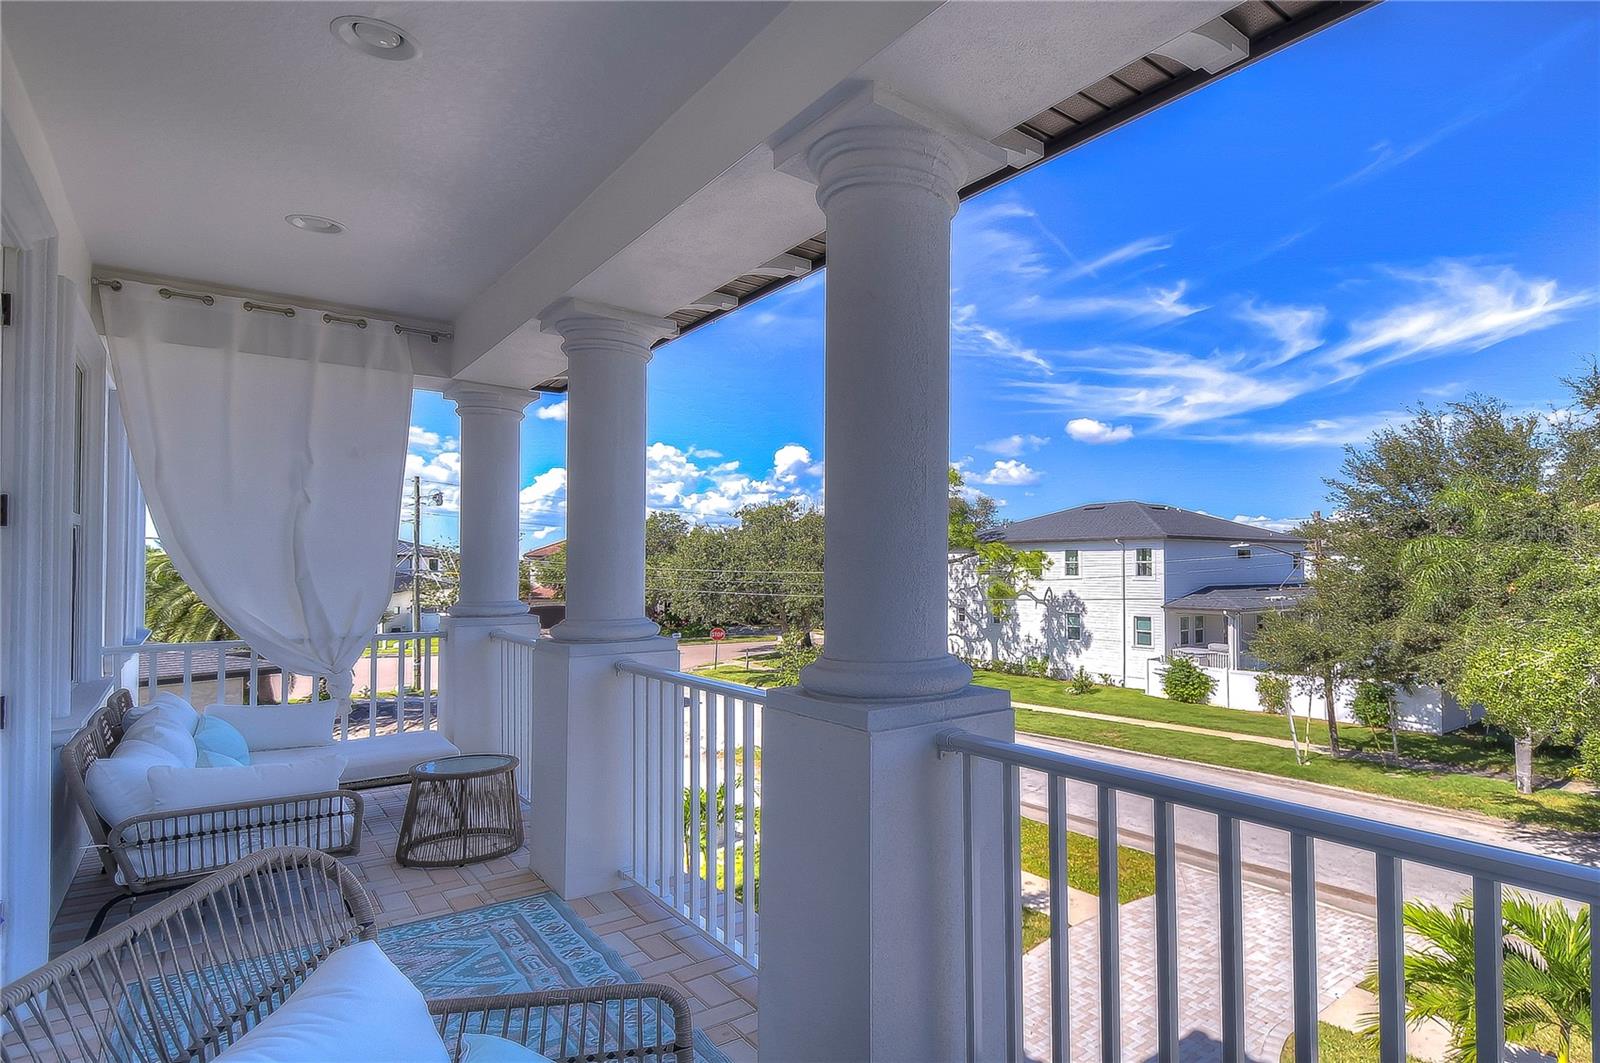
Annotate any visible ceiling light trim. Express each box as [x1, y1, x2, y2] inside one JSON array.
[[330, 16, 419, 61], [285, 214, 346, 235]]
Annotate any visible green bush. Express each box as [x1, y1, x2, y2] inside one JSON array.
[[1069, 669, 1097, 696], [1255, 673, 1292, 715], [1023, 655, 1050, 678], [1351, 681, 1395, 732], [1161, 657, 1216, 705], [768, 630, 821, 686], [1098, 672, 1116, 686]]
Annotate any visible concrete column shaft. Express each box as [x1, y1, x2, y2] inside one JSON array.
[[444, 382, 535, 617]]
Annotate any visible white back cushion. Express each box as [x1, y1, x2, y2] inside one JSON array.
[[127, 691, 201, 733], [123, 715, 198, 766], [147, 753, 347, 811], [214, 941, 447, 1063], [205, 703, 336, 751], [84, 738, 187, 825]]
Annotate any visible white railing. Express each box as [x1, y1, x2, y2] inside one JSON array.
[[490, 628, 540, 803], [937, 728, 1599, 1063], [1167, 648, 1230, 669], [617, 661, 763, 966], [102, 629, 444, 741]]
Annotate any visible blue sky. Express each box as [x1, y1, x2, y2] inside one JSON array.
[[406, 1, 1600, 549]]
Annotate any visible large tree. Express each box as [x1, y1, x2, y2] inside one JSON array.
[[948, 468, 1048, 621], [650, 500, 824, 634], [145, 548, 234, 642]]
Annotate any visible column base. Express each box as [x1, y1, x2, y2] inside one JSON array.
[[758, 681, 1013, 1062], [551, 616, 661, 643], [800, 651, 973, 701], [439, 613, 541, 755], [448, 600, 534, 619], [529, 634, 678, 899]]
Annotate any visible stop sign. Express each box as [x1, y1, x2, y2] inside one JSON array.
[[710, 627, 726, 641]]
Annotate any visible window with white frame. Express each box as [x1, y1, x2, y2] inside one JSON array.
[[1135, 547, 1153, 577], [1193, 614, 1207, 645], [1066, 612, 1081, 640], [1178, 616, 1190, 645], [1133, 615, 1153, 647], [1062, 548, 1079, 576]]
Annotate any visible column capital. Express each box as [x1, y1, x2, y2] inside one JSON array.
[[443, 380, 539, 418], [538, 297, 676, 360], [771, 81, 1011, 212]]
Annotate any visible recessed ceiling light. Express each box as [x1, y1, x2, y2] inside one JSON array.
[[285, 214, 346, 235], [330, 16, 418, 61]]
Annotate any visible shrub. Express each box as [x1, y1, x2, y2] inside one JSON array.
[[1069, 670, 1097, 696], [1098, 673, 1116, 687], [1162, 657, 1216, 705], [1255, 673, 1292, 716], [769, 630, 821, 686], [1023, 655, 1050, 678], [1351, 681, 1395, 731]]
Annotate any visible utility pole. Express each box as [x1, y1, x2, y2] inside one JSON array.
[[411, 475, 423, 635]]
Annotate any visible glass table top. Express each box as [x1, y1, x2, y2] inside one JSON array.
[[411, 753, 517, 777]]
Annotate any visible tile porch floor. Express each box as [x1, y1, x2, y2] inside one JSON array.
[[50, 783, 759, 1062]]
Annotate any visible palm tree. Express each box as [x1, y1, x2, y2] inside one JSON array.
[[1364, 893, 1592, 1062], [145, 548, 234, 643]]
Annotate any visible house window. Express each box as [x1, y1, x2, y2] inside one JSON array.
[[1237, 548, 1252, 559], [1062, 549, 1079, 576], [1066, 613, 1081, 641], [1178, 616, 1190, 645], [1134, 616, 1153, 647], [1135, 548, 1153, 577], [427, 557, 439, 572], [1193, 614, 1206, 645]]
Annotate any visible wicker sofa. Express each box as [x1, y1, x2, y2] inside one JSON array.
[[62, 690, 363, 937], [1, 847, 695, 1062]]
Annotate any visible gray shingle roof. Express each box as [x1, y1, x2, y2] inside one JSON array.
[[1165, 584, 1309, 611], [999, 501, 1305, 545]]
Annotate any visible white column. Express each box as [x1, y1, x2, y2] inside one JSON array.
[[443, 381, 537, 617], [438, 382, 540, 757], [526, 298, 680, 898], [760, 84, 1016, 1062]]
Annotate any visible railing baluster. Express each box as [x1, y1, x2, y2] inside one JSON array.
[[1002, 762, 1023, 1062], [248, 650, 260, 706], [1097, 787, 1121, 1063], [631, 674, 643, 885], [1046, 774, 1069, 1063], [1153, 799, 1179, 1061], [673, 682, 686, 913], [963, 753, 981, 1063], [181, 646, 193, 704], [741, 692, 757, 961], [422, 634, 433, 733], [1375, 854, 1406, 1063], [689, 687, 703, 922], [1592, 897, 1599, 1063], [722, 689, 736, 950], [644, 678, 659, 897], [1289, 833, 1318, 1063], [1472, 876, 1503, 1062], [369, 639, 380, 736], [664, 682, 678, 906], [1217, 815, 1245, 1063], [704, 691, 719, 936]]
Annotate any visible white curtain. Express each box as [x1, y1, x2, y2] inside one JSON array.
[[101, 280, 413, 701]]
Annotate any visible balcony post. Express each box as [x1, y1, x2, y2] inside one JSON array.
[[527, 298, 679, 898], [439, 382, 540, 756], [759, 83, 1016, 1061]]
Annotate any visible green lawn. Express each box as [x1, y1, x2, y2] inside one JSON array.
[[675, 634, 775, 646], [975, 670, 1580, 780], [1019, 818, 1157, 902], [362, 637, 441, 658], [1021, 907, 1050, 951], [1281, 1024, 1426, 1063], [1014, 706, 1599, 833], [694, 662, 774, 686]]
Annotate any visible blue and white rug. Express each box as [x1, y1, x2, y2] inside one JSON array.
[[379, 892, 731, 1063]]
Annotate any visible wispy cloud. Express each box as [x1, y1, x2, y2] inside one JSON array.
[[1236, 300, 1326, 365], [1231, 514, 1306, 534], [951, 304, 1051, 374], [1011, 280, 1205, 323], [1194, 412, 1405, 448], [980, 433, 1049, 457], [1065, 418, 1134, 444], [1057, 235, 1173, 282]]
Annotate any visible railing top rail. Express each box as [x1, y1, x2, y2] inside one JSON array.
[[102, 639, 250, 655], [488, 629, 540, 648], [614, 660, 766, 699], [939, 728, 1600, 901]]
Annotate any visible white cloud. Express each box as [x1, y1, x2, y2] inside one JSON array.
[[772, 444, 822, 484], [951, 304, 1051, 374], [646, 441, 821, 522], [980, 433, 1048, 457], [1011, 281, 1204, 323], [519, 467, 567, 523], [535, 398, 568, 421], [1236, 300, 1326, 365], [973, 460, 1042, 486], [1202, 412, 1403, 448], [408, 425, 446, 451], [1057, 235, 1173, 282], [1231, 514, 1305, 534], [1065, 417, 1134, 444]]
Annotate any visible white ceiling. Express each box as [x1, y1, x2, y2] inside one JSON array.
[[0, 1, 782, 321]]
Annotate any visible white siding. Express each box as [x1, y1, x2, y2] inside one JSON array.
[[1159, 538, 1301, 598]]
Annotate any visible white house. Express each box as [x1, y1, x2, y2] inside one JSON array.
[[950, 500, 1307, 684]]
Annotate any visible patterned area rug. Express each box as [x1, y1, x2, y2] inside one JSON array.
[[379, 893, 730, 1063]]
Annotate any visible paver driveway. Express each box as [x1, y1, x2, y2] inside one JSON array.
[[1021, 862, 1376, 1062]]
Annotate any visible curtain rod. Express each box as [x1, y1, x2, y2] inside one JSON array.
[[91, 275, 453, 343]]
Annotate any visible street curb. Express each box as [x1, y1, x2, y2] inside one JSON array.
[[1015, 728, 1591, 842]]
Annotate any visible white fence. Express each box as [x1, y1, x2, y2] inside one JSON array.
[[1144, 658, 1477, 734], [490, 628, 540, 804], [102, 629, 444, 741], [617, 661, 763, 966], [938, 728, 1600, 1063]]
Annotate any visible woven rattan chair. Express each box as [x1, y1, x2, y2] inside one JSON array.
[[62, 689, 363, 937], [1, 847, 696, 1062]]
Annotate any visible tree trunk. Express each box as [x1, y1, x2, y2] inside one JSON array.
[[1323, 672, 1341, 756], [1513, 734, 1536, 794]]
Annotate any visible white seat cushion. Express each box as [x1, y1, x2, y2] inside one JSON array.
[[204, 703, 336, 751], [147, 754, 347, 811], [249, 729, 459, 785], [461, 1035, 557, 1062], [215, 940, 447, 1063]]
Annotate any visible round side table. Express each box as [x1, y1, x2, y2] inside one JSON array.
[[395, 753, 523, 868]]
